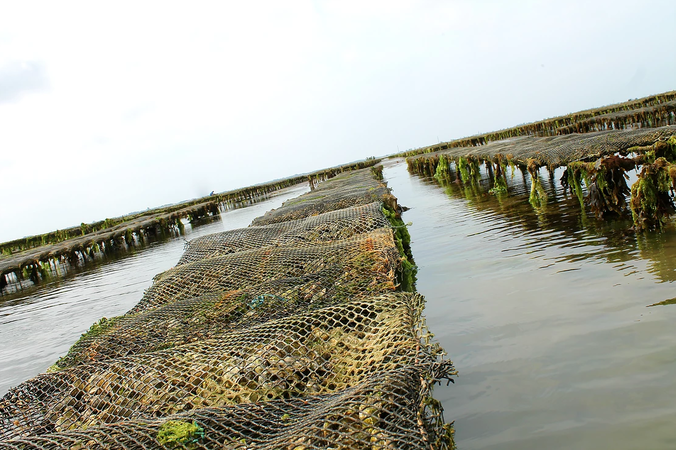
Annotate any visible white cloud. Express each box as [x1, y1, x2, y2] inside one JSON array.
[[0, 0, 675, 241]]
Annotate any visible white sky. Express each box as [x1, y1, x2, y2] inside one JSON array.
[[1, 0, 674, 243]]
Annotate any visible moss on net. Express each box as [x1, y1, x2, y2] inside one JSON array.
[[382, 204, 416, 292], [48, 316, 125, 372], [156, 420, 204, 448]]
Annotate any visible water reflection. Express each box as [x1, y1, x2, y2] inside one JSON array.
[[426, 161, 676, 284], [0, 225, 188, 299], [382, 159, 676, 450], [0, 184, 309, 396]]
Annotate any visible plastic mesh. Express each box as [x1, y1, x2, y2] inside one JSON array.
[[0, 293, 452, 443], [0, 364, 453, 450], [134, 228, 398, 314], [251, 170, 390, 226], [554, 100, 676, 135], [408, 125, 676, 168], [1, 167, 455, 449], [53, 235, 400, 370], [177, 202, 389, 266]]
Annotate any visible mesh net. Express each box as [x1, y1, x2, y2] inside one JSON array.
[[554, 100, 676, 134], [402, 92, 676, 156], [1, 167, 455, 449], [0, 365, 453, 450], [251, 170, 390, 226], [408, 125, 676, 168], [134, 228, 398, 314], [53, 233, 400, 370], [177, 202, 389, 266], [0, 293, 454, 446]]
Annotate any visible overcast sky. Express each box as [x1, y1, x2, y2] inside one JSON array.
[[1, 0, 674, 243]]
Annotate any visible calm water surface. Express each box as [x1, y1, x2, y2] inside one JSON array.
[[0, 184, 309, 396], [3, 164, 676, 449], [382, 159, 676, 449]]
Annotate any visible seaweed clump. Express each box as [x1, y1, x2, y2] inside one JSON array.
[[561, 155, 637, 219], [561, 162, 588, 209], [456, 156, 481, 185], [630, 157, 676, 231], [434, 155, 451, 181], [157, 420, 204, 448], [527, 159, 548, 208], [49, 317, 124, 372], [371, 164, 384, 181], [586, 156, 635, 219], [488, 155, 508, 196], [456, 156, 470, 184], [382, 203, 416, 292]]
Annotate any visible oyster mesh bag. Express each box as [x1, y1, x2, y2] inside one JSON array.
[[134, 228, 399, 313], [54, 230, 400, 369], [251, 170, 390, 226], [409, 125, 676, 168], [0, 167, 455, 449], [0, 294, 455, 448], [177, 202, 389, 266]]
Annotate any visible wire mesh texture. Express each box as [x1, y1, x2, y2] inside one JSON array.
[[407, 125, 676, 168], [134, 228, 399, 314], [0, 365, 454, 450], [0, 294, 455, 448], [54, 232, 400, 369], [0, 167, 455, 449], [251, 170, 390, 226], [177, 202, 389, 266]]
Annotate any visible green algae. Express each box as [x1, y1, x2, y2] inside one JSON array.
[[469, 158, 482, 184], [434, 155, 451, 181], [564, 162, 588, 209], [647, 297, 676, 307], [49, 316, 125, 372], [382, 205, 416, 292], [527, 160, 548, 209], [371, 164, 384, 180], [157, 420, 204, 448], [630, 157, 675, 231], [488, 158, 509, 196], [457, 157, 471, 184], [488, 176, 508, 196]]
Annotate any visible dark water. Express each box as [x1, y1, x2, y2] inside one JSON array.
[[382, 159, 676, 449], [0, 184, 309, 396]]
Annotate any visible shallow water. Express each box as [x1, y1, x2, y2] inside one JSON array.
[[3, 163, 676, 448], [382, 159, 676, 449], [0, 184, 309, 396]]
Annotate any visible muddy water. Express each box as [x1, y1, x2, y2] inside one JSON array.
[[382, 159, 676, 449], [0, 184, 309, 396]]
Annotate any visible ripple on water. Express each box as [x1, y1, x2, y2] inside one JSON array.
[[382, 159, 676, 450]]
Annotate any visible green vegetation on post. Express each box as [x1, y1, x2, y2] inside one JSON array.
[[434, 155, 450, 181], [488, 156, 509, 196], [457, 157, 470, 184], [382, 204, 416, 292], [527, 160, 548, 209], [631, 157, 676, 231]]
